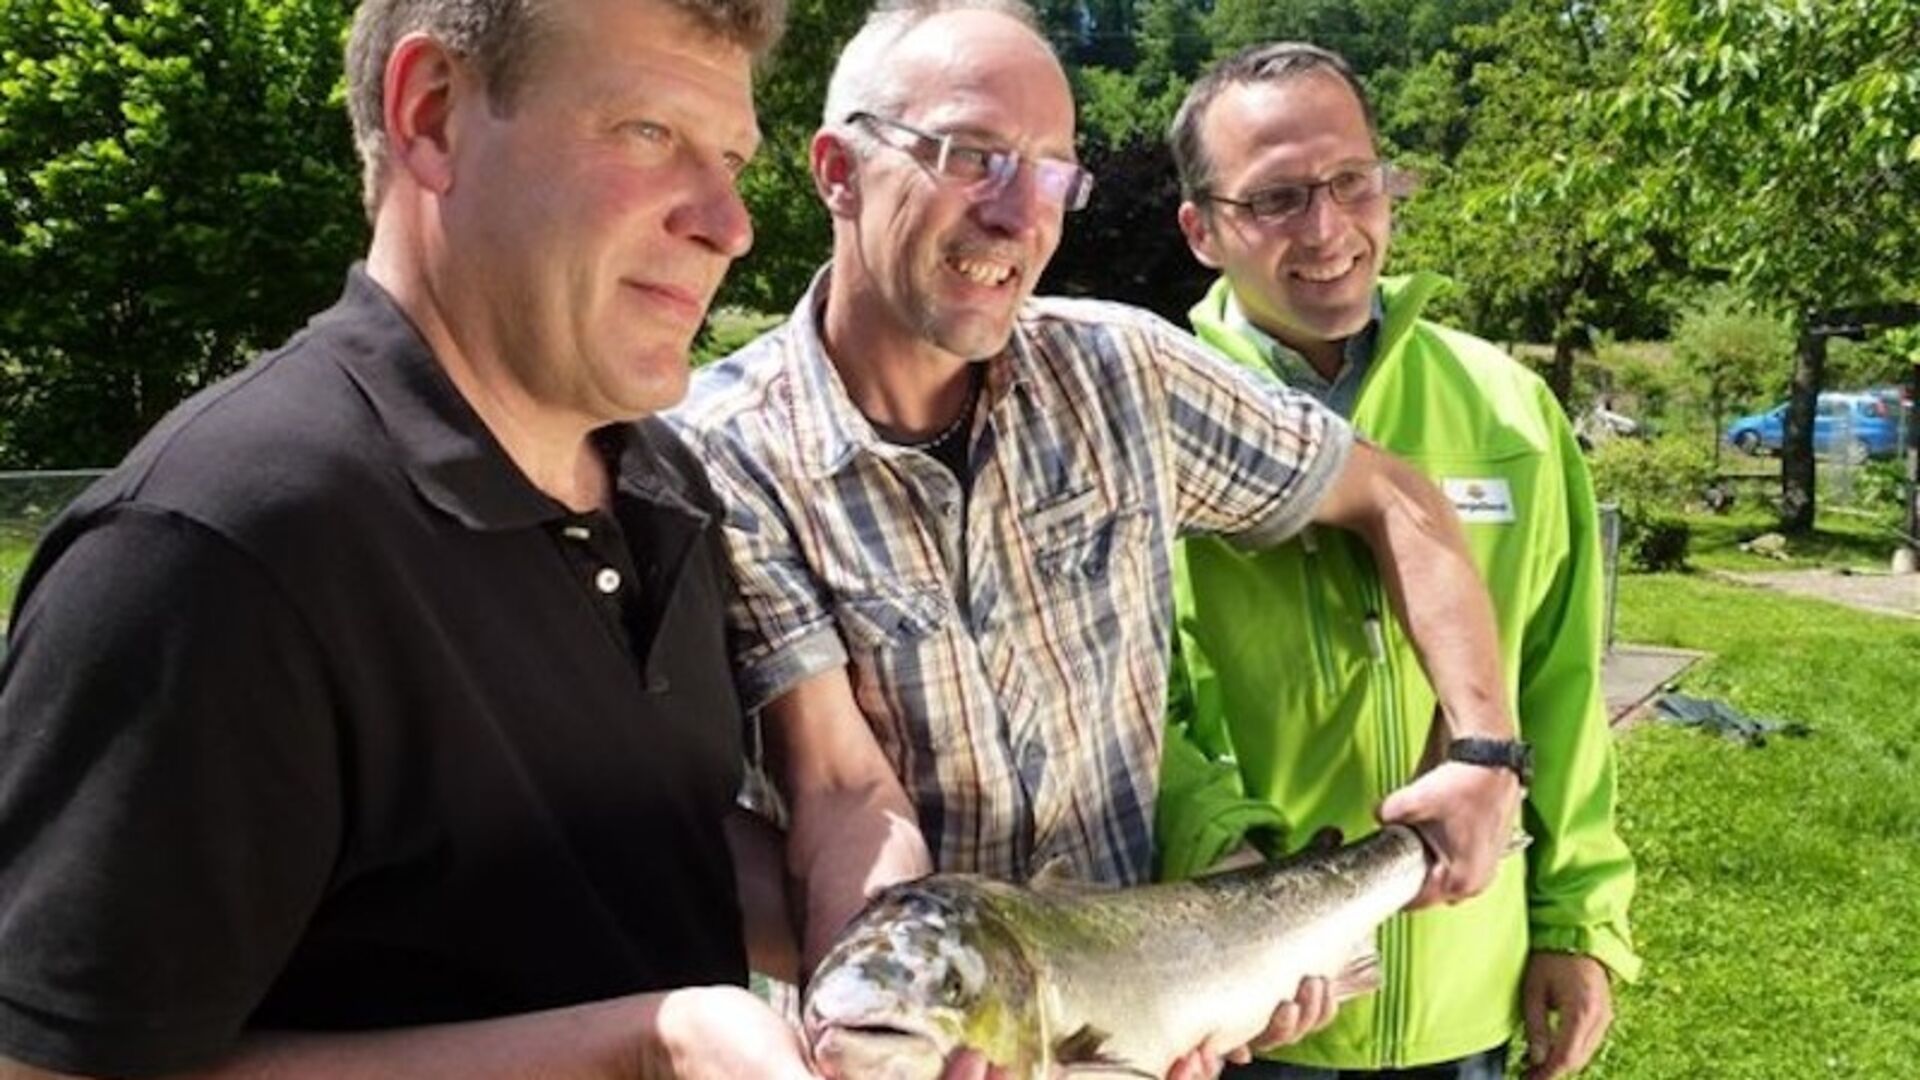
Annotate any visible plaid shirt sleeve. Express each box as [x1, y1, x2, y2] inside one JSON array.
[[694, 422, 848, 712], [1148, 320, 1355, 546]]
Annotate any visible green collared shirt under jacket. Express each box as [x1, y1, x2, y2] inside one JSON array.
[[1156, 272, 1641, 1070]]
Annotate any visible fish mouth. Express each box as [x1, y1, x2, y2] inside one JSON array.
[[809, 1016, 940, 1047], [834, 1022, 926, 1039], [809, 1021, 950, 1080]]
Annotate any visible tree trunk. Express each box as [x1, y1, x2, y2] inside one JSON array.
[[1905, 360, 1919, 559], [1779, 326, 1825, 534], [1548, 332, 1577, 412]]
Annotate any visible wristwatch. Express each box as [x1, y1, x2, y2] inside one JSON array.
[[1446, 737, 1534, 787]]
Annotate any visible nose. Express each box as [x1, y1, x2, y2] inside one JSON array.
[[1293, 183, 1344, 244], [667, 160, 754, 259], [972, 161, 1047, 237]]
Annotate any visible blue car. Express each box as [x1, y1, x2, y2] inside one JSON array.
[[1724, 392, 1900, 462]]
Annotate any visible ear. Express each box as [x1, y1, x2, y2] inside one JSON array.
[[1177, 200, 1222, 270], [811, 128, 861, 218], [383, 32, 464, 195]]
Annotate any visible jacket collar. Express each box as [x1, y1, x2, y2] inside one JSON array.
[[1190, 270, 1449, 380]]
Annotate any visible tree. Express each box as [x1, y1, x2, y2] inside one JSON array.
[[1602, 0, 1920, 531], [1205, 0, 1512, 75], [1393, 0, 1672, 410], [1670, 286, 1792, 466], [712, 0, 865, 318], [1039, 135, 1212, 320], [0, 0, 363, 468]]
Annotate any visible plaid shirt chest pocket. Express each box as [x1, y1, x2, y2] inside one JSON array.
[[832, 578, 967, 753], [1020, 490, 1154, 690]]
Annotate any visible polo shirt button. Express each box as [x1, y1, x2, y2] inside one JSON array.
[[594, 567, 622, 594]]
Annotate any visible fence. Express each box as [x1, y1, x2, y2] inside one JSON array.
[[0, 470, 108, 631]]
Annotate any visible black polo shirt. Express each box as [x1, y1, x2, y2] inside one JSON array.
[[0, 268, 748, 1077]]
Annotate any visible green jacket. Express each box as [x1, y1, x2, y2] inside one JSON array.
[[1158, 273, 1640, 1069]]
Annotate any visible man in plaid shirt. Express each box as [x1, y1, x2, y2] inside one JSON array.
[[673, 2, 1526, 1071]]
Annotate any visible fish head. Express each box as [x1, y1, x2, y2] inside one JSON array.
[[804, 879, 1045, 1080]]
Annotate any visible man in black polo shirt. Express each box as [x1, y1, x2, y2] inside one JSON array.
[[0, 0, 838, 1076]]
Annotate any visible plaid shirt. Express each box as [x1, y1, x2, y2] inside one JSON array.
[[671, 272, 1352, 885]]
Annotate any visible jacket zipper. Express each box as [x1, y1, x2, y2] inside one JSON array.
[[1298, 527, 1338, 686], [1361, 569, 1412, 1066]]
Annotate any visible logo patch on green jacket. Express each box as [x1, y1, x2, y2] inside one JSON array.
[[1442, 477, 1515, 523]]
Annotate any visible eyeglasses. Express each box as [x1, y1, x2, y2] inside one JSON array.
[[1198, 162, 1395, 224], [847, 111, 1095, 213]]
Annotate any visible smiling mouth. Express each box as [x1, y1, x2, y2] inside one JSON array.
[[1290, 254, 1361, 284], [947, 254, 1018, 288]]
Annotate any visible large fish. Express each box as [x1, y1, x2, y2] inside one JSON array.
[[803, 825, 1433, 1080]]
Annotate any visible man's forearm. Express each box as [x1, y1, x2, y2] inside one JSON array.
[[1371, 503, 1512, 741], [723, 807, 802, 984], [1317, 443, 1514, 741], [789, 773, 932, 970], [762, 668, 933, 975]]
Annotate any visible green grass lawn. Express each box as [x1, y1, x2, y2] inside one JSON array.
[[1, 527, 37, 628], [1684, 505, 1906, 573], [1589, 572, 1920, 1078]]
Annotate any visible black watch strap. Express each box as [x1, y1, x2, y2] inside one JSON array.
[[1446, 736, 1534, 786]]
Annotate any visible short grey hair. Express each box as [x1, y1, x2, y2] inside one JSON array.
[[1168, 41, 1376, 201], [822, 0, 1046, 136], [346, 0, 789, 218]]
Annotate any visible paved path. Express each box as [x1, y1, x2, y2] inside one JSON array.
[[1603, 643, 1705, 727], [1720, 568, 1919, 620]]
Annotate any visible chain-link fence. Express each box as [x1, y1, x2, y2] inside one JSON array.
[[1, 470, 107, 632]]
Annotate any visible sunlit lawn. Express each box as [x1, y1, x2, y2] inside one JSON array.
[[1684, 505, 1904, 573], [1, 527, 35, 630], [1587, 568, 1919, 1078]]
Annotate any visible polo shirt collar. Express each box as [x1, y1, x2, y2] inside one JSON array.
[[786, 264, 1046, 478], [321, 265, 684, 531]]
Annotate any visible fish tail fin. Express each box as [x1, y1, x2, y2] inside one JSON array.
[[1329, 940, 1383, 1002]]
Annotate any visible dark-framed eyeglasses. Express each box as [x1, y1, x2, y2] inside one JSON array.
[[846, 111, 1095, 213], [1198, 162, 1397, 224]]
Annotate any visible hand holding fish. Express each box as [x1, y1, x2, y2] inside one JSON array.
[[1247, 974, 1336, 1051], [1521, 952, 1613, 1079], [1376, 760, 1521, 908], [646, 985, 818, 1079]]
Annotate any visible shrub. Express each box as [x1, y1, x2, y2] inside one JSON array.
[[1589, 434, 1717, 571], [1589, 433, 1718, 516], [1629, 513, 1692, 572]]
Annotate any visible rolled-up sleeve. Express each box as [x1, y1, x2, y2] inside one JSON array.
[[1150, 323, 1354, 545], [693, 425, 848, 712]]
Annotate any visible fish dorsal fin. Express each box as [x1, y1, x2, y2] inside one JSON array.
[[1052, 1025, 1155, 1078], [1027, 857, 1112, 894], [1329, 937, 1384, 1003]]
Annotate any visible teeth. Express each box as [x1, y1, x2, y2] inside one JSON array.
[[1294, 257, 1356, 283], [951, 257, 1014, 286]]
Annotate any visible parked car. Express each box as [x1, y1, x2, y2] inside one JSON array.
[[1865, 384, 1912, 422], [1723, 392, 1900, 462]]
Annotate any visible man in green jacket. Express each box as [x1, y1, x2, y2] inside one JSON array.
[[1155, 43, 1640, 1080]]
